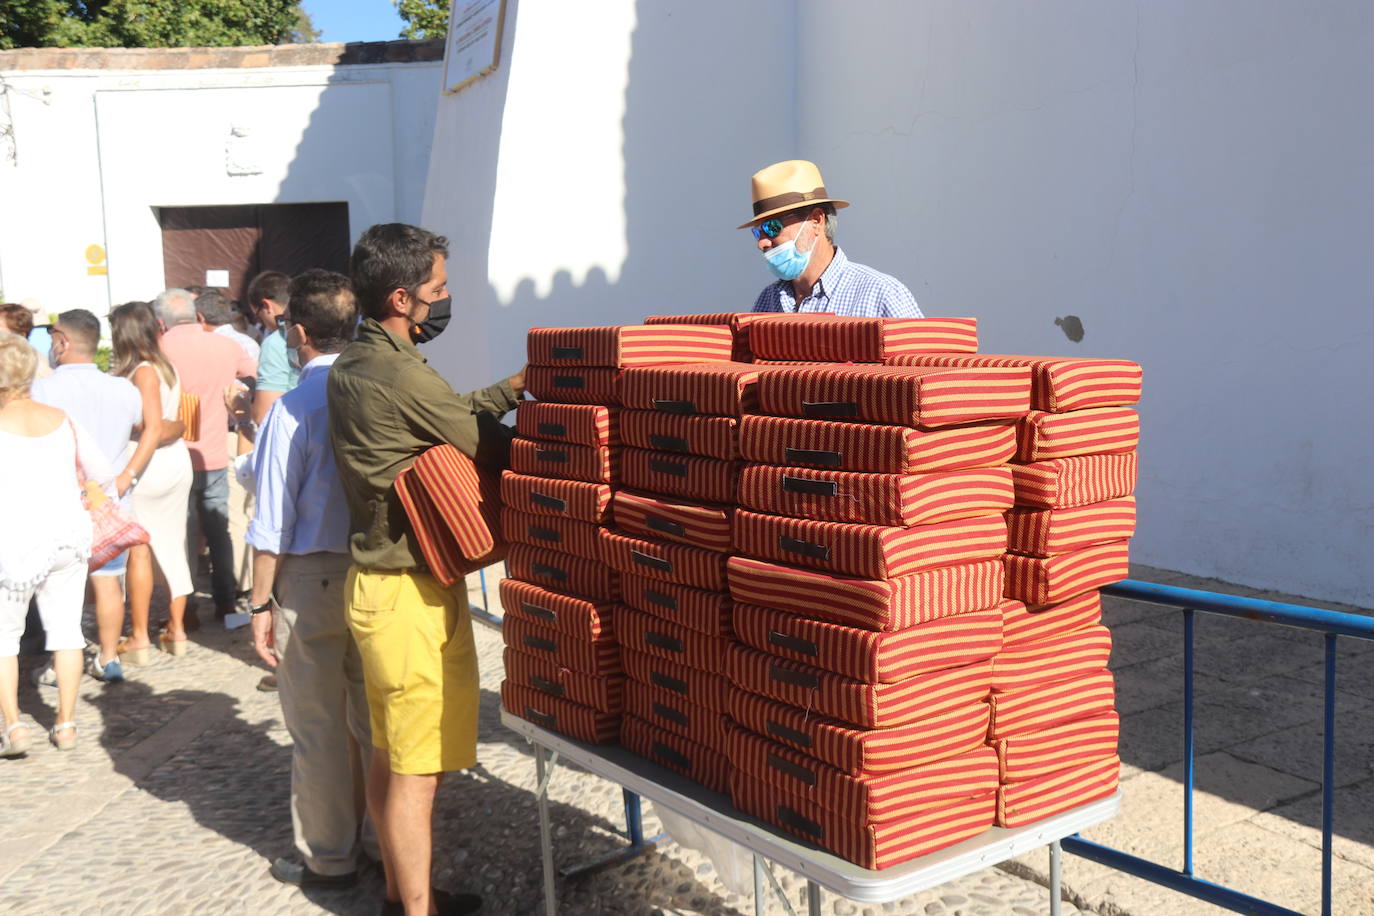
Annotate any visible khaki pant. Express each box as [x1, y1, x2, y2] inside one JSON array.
[[274, 552, 374, 875], [227, 431, 253, 593]]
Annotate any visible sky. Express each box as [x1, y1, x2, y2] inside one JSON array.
[[300, 0, 409, 44]]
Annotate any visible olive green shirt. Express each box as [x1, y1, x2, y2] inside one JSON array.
[[327, 317, 520, 571]]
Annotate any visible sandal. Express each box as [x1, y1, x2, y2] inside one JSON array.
[[1, 721, 32, 758], [116, 638, 153, 666], [159, 632, 188, 657], [50, 721, 77, 751]]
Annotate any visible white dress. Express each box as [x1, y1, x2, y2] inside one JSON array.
[[128, 361, 195, 598], [0, 419, 109, 590]]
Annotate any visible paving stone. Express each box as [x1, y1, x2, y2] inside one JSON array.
[[1250, 777, 1374, 871]]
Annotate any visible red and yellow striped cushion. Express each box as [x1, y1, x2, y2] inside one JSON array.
[[622, 648, 728, 713], [622, 715, 731, 794], [1007, 496, 1137, 557], [739, 414, 1017, 474], [502, 646, 625, 714], [989, 625, 1113, 692], [731, 727, 999, 824], [987, 668, 1116, 739], [527, 324, 733, 367], [738, 465, 1014, 527], [611, 490, 733, 553], [1017, 407, 1139, 461], [732, 601, 1004, 684], [1004, 540, 1131, 605], [995, 754, 1119, 827], [726, 555, 1005, 631], [500, 507, 601, 558], [641, 311, 835, 362], [624, 678, 729, 748], [620, 573, 732, 637], [887, 354, 1142, 413], [505, 543, 620, 602], [621, 362, 762, 416], [749, 315, 979, 362], [515, 401, 617, 447], [525, 366, 621, 404], [1002, 591, 1102, 647], [500, 471, 611, 523], [619, 448, 740, 504], [727, 643, 992, 729], [599, 528, 728, 591], [731, 770, 996, 870], [392, 444, 504, 587], [1012, 452, 1137, 509], [501, 680, 620, 745], [509, 438, 616, 484], [758, 364, 1032, 428], [732, 510, 1008, 580], [498, 577, 614, 639], [616, 605, 731, 670], [727, 689, 991, 776], [501, 615, 621, 677], [620, 409, 739, 459], [993, 711, 1120, 783]]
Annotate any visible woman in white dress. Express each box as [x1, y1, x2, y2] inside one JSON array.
[[109, 303, 194, 657], [1, 333, 112, 754]]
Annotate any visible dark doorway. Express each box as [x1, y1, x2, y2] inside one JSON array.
[[158, 202, 350, 306]]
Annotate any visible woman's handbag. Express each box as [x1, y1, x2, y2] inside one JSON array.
[[70, 422, 151, 570]]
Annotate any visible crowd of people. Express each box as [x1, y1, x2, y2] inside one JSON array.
[[0, 160, 921, 915]]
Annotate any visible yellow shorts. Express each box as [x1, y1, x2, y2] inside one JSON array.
[[345, 566, 479, 775]]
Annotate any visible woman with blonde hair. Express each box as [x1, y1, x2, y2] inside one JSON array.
[[108, 302, 193, 656], [0, 332, 113, 754]]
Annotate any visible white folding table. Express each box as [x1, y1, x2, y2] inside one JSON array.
[[501, 709, 1120, 916]]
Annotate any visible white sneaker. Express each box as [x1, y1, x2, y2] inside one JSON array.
[[32, 665, 57, 688]]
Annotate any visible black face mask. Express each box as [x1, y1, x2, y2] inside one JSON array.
[[410, 295, 452, 344]]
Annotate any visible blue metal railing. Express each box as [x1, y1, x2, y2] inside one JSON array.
[[1062, 579, 1374, 916]]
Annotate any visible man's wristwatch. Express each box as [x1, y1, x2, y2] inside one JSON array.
[[250, 600, 275, 615]]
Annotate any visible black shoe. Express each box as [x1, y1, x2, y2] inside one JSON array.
[[269, 856, 358, 889], [257, 674, 279, 692], [382, 889, 482, 915]]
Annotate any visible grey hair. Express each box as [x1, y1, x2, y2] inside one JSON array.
[[154, 288, 198, 327], [822, 205, 837, 245]]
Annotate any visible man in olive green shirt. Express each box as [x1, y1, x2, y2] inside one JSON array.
[[328, 223, 523, 916]]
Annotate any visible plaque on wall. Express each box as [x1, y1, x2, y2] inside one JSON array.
[[443, 0, 509, 94]]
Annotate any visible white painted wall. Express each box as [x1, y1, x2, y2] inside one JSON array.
[[422, 0, 1371, 606], [420, 0, 797, 392], [798, 1, 1374, 607], [0, 60, 441, 318]]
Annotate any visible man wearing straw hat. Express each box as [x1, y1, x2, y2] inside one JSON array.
[[741, 159, 922, 317]]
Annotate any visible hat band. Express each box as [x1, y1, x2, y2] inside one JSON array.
[[752, 186, 829, 217]]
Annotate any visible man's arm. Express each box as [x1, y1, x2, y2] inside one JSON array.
[[245, 399, 296, 667], [396, 364, 522, 459]]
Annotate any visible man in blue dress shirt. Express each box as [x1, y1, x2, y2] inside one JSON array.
[[244, 269, 372, 889], [742, 159, 923, 318]]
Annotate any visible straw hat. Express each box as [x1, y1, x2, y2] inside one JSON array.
[[738, 159, 850, 229]]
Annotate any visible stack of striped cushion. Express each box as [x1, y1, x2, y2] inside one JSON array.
[[642, 312, 824, 363], [723, 356, 1039, 867], [888, 353, 1140, 825], [603, 362, 764, 794], [500, 325, 733, 743]]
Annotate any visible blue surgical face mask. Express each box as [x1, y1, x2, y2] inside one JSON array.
[[762, 223, 817, 281]]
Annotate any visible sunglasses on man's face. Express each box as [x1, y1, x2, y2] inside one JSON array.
[[751, 218, 787, 241]]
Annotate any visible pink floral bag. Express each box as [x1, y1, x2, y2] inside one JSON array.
[[70, 422, 150, 569]]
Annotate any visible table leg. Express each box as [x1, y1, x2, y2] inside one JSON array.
[[535, 744, 557, 916], [753, 855, 766, 916], [1049, 839, 1063, 916], [806, 880, 821, 915]]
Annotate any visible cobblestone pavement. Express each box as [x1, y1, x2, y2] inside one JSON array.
[[1, 565, 1370, 914]]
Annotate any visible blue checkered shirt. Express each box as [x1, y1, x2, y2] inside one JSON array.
[[751, 247, 922, 317]]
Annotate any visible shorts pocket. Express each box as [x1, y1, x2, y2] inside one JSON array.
[[349, 571, 404, 619]]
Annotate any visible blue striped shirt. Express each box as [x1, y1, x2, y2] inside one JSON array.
[[751, 247, 922, 317]]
